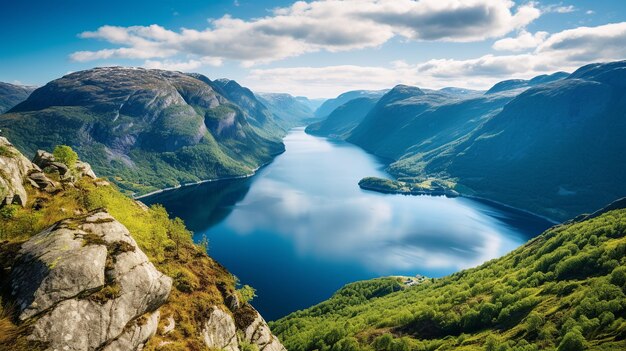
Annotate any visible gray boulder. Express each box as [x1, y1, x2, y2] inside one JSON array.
[[200, 303, 287, 351], [202, 307, 240, 351], [0, 136, 37, 206], [9, 211, 172, 351]]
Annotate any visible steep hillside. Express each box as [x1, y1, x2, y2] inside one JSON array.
[[306, 97, 378, 138], [0, 67, 285, 195], [0, 140, 286, 351], [395, 61, 626, 220], [256, 92, 316, 127], [272, 199, 626, 351], [346, 85, 517, 160], [0, 82, 35, 114], [314, 89, 388, 119]]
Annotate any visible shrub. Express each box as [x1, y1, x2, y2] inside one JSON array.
[[52, 145, 78, 168], [558, 329, 585, 351], [238, 285, 257, 304]]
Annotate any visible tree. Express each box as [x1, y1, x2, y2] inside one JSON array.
[[168, 217, 191, 258], [53, 145, 78, 168], [238, 284, 257, 304], [558, 329, 585, 351]]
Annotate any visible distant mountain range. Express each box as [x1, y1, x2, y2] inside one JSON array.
[[256, 92, 317, 127], [314, 89, 389, 119], [0, 67, 287, 194], [0, 82, 35, 113], [307, 60, 626, 221]]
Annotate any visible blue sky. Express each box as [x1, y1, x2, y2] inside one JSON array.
[[1, 0, 626, 97]]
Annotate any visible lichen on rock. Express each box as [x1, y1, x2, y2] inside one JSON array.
[[9, 211, 172, 351]]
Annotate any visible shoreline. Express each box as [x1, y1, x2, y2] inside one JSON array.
[[134, 154, 280, 200], [461, 194, 560, 225], [357, 176, 560, 225]]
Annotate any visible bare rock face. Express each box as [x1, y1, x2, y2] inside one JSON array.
[[201, 303, 287, 351], [9, 211, 172, 351], [202, 307, 239, 351], [0, 136, 37, 206], [241, 310, 287, 351]]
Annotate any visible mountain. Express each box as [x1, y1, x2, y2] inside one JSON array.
[[397, 61, 626, 220], [346, 84, 517, 160], [305, 97, 379, 138], [295, 96, 326, 111], [485, 71, 569, 94], [438, 87, 484, 97], [314, 89, 388, 119], [0, 82, 35, 113], [310, 61, 625, 221], [256, 92, 316, 127], [0, 67, 286, 195], [0, 140, 286, 351], [271, 199, 626, 351]]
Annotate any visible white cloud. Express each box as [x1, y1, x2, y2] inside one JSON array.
[[244, 22, 626, 97], [493, 30, 548, 51], [71, 0, 540, 65]]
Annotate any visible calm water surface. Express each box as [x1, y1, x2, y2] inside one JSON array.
[[143, 128, 552, 320]]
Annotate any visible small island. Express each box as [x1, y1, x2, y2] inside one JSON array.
[[358, 176, 460, 197]]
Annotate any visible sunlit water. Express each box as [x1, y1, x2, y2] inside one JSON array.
[[143, 128, 552, 320]]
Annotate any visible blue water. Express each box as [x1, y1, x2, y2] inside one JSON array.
[[142, 128, 552, 320]]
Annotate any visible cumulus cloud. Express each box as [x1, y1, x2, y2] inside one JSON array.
[[493, 30, 548, 51], [71, 0, 540, 65], [245, 22, 626, 97]]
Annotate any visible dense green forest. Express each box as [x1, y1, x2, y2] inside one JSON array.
[[271, 199, 626, 351]]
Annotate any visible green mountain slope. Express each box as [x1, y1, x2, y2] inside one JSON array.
[[346, 85, 516, 160], [396, 61, 626, 221], [306, 97, 379, 138], [0, 67, 285, 195], [0, 82, 35, 114], [271, 199, 626, 351]]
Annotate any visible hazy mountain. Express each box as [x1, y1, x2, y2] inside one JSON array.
[[272, 198, 626, 351], [0, 67, 285, 194], [306, 97, 378, 138], [314, 89, 388, 119], [295, 96, 326, 111], [256, 92, 316, 127], [0, 82, 35, 113]]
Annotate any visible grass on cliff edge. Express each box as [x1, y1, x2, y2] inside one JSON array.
[[271, 205, 626, 351], [0, 174, 241, 351]]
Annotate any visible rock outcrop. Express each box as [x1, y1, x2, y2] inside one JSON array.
[[32, 149, 97, 181], [0, 136, 37, 206], [9, 211, 173, 351], [201, 302, 287, 351]]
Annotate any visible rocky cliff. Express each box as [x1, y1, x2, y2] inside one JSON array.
[[0, 140, 286, 351]]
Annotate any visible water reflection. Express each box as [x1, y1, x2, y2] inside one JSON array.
[[143, 128, 552, 319]]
